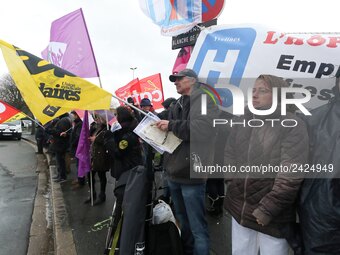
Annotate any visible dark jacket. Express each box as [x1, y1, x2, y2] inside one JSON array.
[[91, 123, 110, 172], [157, 109, 170, 120], [35, 124, 45, 140], [224, 108, 308, 238], [46, 115, 72, 153], [105, 119, 143, 179], [298, 88, 340, 254], [70, 118, 82, 156], [163, 83, 219, 184]]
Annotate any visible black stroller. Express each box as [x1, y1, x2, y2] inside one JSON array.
[[104, 164, 153, 255], [104, 168, 184, 255]]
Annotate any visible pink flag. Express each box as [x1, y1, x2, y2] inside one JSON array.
[[172, 46, 192, 74], [94, 110, 116, 125], [74, 109, 94, 125], [76, 110, 91, 177], [42, 8, 99, 78]]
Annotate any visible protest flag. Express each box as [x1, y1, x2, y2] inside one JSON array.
[[0, 39, 112, 124], [172, 46, 192, 74], [0, 100, 26, 124], [42, 8, 99, 78], [74, 109, 94, 124], [139, 73, 164, 110], [115, 78, 141, 104], [94, 110, 116, 125], [115, 74, 164, 110], [76, 110, 91, 177]]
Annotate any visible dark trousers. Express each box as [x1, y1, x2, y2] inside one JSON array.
[[206, 179, 224, 199], [55, 151, 67, 179], [87, 170, 107, 198], [75, 158, 85, 185], [36, 138, 44, 153]]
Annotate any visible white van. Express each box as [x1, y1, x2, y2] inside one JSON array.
[[0, 120, 22, 140]]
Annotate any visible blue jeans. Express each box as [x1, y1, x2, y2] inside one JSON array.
[[167, 180, 210, 255]]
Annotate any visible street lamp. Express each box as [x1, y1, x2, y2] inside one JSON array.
[[130, 67, 137, 79]]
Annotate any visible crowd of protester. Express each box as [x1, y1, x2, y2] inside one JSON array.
[[33, 69, 339, 255]]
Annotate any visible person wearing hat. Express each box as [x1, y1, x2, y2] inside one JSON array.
[[158, 97, 177, 120], [139, 98, 156, 115], [155, 69, 219, 254], [126, 97, 142, 122]]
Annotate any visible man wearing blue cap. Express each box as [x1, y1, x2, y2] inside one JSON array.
[[156, 69, 218, 255], [140, 98, 156, 115]]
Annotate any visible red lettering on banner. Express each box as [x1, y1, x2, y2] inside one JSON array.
[[264, 31, 340, 48], [284, 36, 304, 45], [263, 31, 285, 44], [307, 35, 326, 46], [327, 37, 340, 48]]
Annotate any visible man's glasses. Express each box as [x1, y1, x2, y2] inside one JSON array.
[[252, 88, 272, 95]]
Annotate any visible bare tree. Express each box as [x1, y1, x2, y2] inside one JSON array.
[[0, 73, 33, 117]]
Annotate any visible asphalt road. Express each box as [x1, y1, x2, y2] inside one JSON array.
[[0, 138, 38, 255]]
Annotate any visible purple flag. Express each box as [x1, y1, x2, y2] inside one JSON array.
[[76, 110, 91, 177], [42, 8, 99, 78]]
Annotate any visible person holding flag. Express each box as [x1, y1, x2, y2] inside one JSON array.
[[69, 111, 85, 189], [46, 113, 72, 183], [85, 114, 110, 205], [103, 106, 143, 252], [35, 121, 45, 154]]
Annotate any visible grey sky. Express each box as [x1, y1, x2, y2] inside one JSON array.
[[0, 0, 338, 102]]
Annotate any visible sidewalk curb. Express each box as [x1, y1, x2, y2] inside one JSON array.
[[23, 136, 77, 255], [26, 151, 53, 255], [47, 153, 77, 255]]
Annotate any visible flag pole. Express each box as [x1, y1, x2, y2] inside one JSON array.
[[25, 115, 45, 129], [90, 171, 94, 206], [97, 76, 110, 130], [79, 8, 100, 77], [80, 9, 110, 130], [111, 94, 148, 117], [79, 9, 148, 121]]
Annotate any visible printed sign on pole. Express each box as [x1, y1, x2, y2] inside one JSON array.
[[187, 24, 340, 111]]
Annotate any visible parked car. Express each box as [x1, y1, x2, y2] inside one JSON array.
[[22, 120, 32, 128], [0, 120, 22, 140]]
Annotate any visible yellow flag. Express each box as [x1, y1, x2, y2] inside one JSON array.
[[5, 112, 27, 123], [0, 40, 112, 124]]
